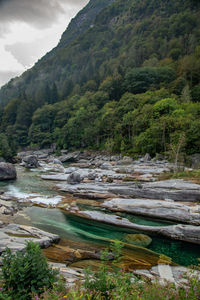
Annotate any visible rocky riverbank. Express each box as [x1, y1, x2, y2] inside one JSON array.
[[0, 223, 59, 254], [0, 149, 200, 287], [2, 149, 200, 244]]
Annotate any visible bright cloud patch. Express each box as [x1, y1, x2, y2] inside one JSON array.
[[0, 0, 88, 87]]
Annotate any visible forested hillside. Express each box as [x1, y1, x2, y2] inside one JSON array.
[[0, 0, 200, 160]]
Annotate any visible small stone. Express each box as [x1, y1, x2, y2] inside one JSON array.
[[144, 153, 151, 162]]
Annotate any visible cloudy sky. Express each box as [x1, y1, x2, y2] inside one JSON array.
[[0, 0, 89, 87]]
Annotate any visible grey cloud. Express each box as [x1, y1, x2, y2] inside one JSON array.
[[5, 40, 49, 67], [0, 0, 85, 29], [0, 0, 88, 86], [0, 70, 22, 87]]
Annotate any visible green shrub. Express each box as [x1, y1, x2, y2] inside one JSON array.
[[35, 241, 200, 300], [38, 267, 200, 300], [83, 241, 132, 299], [0, 241, 58, 300]]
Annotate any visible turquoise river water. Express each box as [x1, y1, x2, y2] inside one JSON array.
[[0, 166, 199, 267]]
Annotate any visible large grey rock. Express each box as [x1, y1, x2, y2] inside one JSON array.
[[0, 205, 17, 215], [67, 172, 81, 184], [88, 172, 97, 180], [0, 224, 60, 253], [59, 151, 80, 163], [41, 173, 70, 181], [145, 179, 200, 190], [134, 266, 200, 286], [57, 182, 112, 195], [65, 167, 77, 174], [52, 159, 62, 165], [57, 179, 200, 202], [144, 153, 151, 162], [108, 186, 200, 202], [49, 263, 84, 288], [0, 163, 17, 180], [117, 156, 133, 165], [102, 198, 200, 225], [101, 162, 112, 170], [23, 155, 39, 168], [39, 161, 65, 173], [110, 156, 121, 161]]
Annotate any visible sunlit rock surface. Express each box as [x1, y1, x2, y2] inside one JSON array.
[[0, 163, 17, 181], [0, 224, 59, 253], [102, 198, 200, 225]]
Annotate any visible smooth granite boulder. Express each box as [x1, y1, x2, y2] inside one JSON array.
[[0, 224, 60, 254], [0, 163, 17, 180], [67, 172, 82, 184], [102, 198, 200, 225], [23, 155, 39, 168]]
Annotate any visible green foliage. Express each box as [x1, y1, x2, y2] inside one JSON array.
[[83, 241, 132, 299], [0, 133, 15, 161], [0, 241, 58, 300], [37, 252, 200, 300], [191, 84, 200, 102], [0, 0, 200, 158], [123, 67, 176, 94], [153, 98, 178, 117]]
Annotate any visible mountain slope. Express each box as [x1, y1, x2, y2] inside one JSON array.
[[0, 0, 200, 159], [0, 0, 199, 106], [0, 0, 115, 106]]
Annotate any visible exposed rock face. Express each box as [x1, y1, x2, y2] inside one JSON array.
[[52, 159, 62, 165], [143, 153, 151, 162], [102, 198, 200, 225], [108, 180, 200, 202], [144, 179, 200, 190], [0, 224, 60, 253], [41, 174, 70, 181], [134, 266, 200, 286], [0, 199, 18, 216], [57, 179, 200, 202], [23, 155, 39, 168], [59, 151, 80, 163], [67, 172, 82, 184], [49, 263, 84, 288], [44, 244, 107, 265], [0, 163, 17, 180]]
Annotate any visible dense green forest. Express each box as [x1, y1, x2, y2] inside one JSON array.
[[0, 0, 200, 160]]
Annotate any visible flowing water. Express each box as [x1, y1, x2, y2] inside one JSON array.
[[1, 166, 200, 266]]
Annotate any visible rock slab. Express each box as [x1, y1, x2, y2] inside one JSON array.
[[23, 155, 39, 168], [0, 224, 60, 253], [0, 163, 17, 180]]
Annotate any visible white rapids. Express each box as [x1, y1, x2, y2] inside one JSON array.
[[5, 185, 63, 206]]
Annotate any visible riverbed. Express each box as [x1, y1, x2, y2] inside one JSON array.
[[0, 164, 199, 267]]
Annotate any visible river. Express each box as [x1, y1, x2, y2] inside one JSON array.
[[0, 166, 199, 267]]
